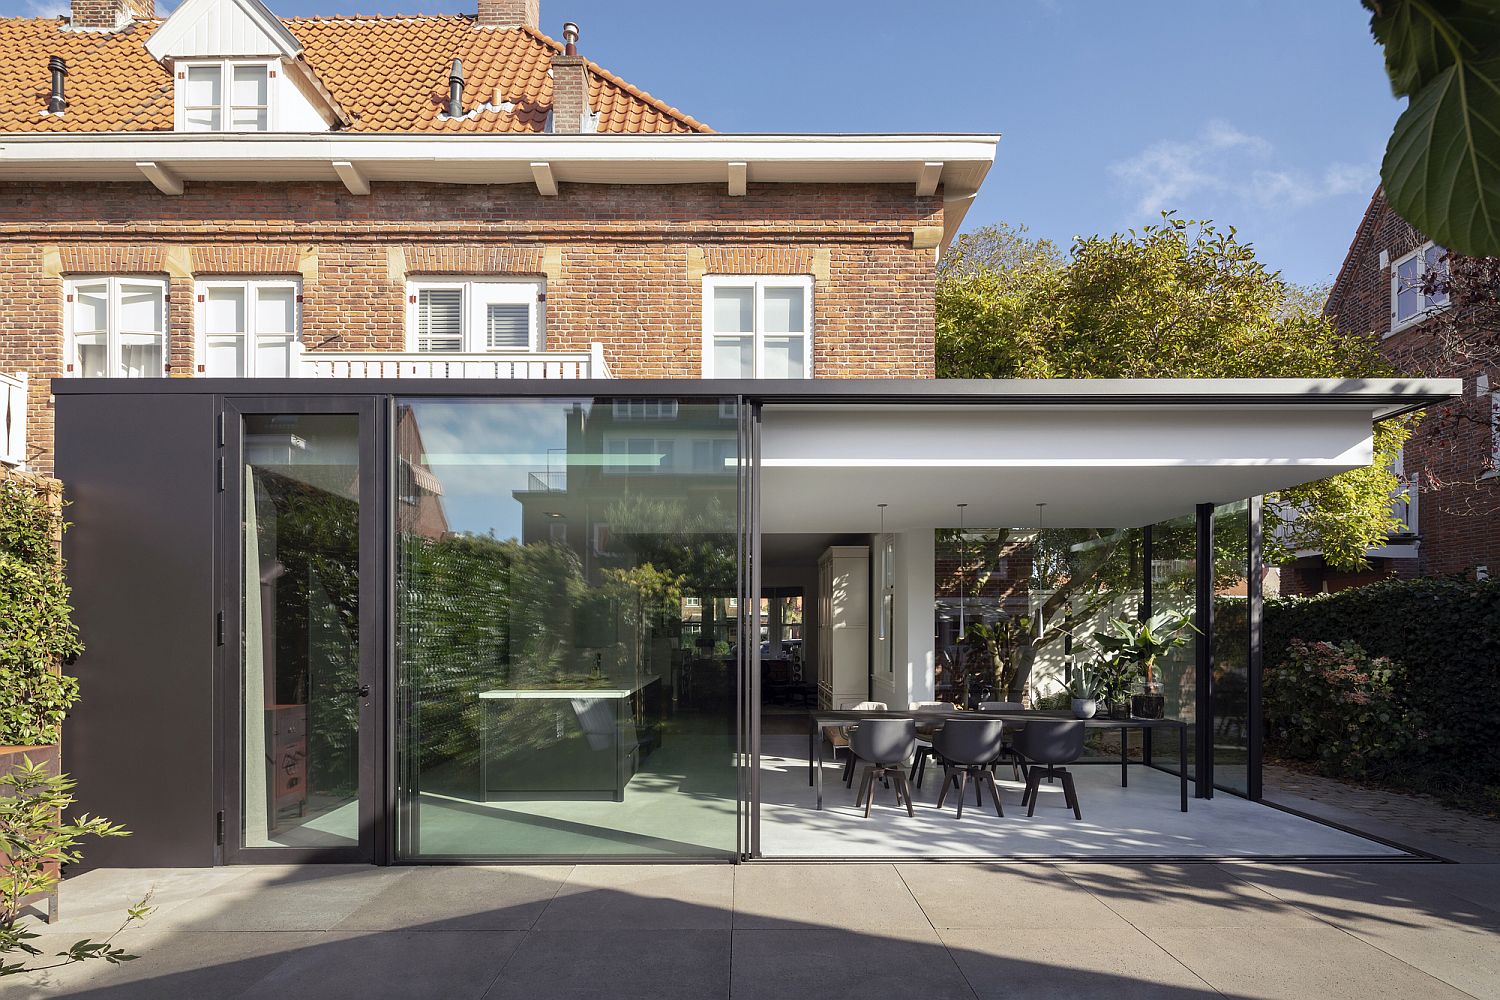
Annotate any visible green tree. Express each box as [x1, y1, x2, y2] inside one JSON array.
[[936, 217, 1409, 570]]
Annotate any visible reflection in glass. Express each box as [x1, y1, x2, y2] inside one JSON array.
[[241, 414, 361, 848], [1212, 501, 1252, 795], [395, 398, 740, 859], [1150, 514, 1198, 777]]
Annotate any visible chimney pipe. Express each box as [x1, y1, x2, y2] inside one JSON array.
[[47, 57, 66, 115], [448, 58, 464, 118], [562, 21, 578, 56]]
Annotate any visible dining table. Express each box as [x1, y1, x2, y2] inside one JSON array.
[[808, 707, 1192, 812]]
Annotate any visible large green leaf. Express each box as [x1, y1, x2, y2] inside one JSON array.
[[1382, 53, 1500, 256], [1366, 0, 1500, 96]]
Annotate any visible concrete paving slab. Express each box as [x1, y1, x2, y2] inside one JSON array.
[[896, 862, 1131, 930], [1228, 862, 1500, 933], [238, 930, 525, 1000], [1060, 862, 1313, 928], [1333, 923, 1500, 999], [533, 864, 734, 929], [939, 926, 1218, 999], [9, 928, 321, 1000], [161, 864, 410, 931], [20, 866, 257, 936], [334, 865, 570, 931], [482, 929, 730, 1000], [1142, 923, 1473, 999], [732, 863, 930, 931], [730, 927, 973, 1000]]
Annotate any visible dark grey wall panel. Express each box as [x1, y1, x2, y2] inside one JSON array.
[[56, 392, 218, 868]]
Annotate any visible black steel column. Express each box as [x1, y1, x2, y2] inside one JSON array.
[[1247, 496, 1264, 800], [1194, 502, 1214, 799]]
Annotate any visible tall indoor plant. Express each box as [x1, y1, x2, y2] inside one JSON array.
[[1092, 610, 1198, 719]]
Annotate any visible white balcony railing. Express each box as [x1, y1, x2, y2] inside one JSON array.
[[293, 342, 610, 380], [0, 371, 27, 468]]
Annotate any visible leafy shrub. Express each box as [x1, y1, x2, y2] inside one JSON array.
[[0, 477, 83, 746], [1264, 639, 1418, 779], [1265, 578, 1500, 810]]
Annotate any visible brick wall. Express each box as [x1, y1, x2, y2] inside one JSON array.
[[1313, 191, 1500, 589], [0, 180, 942, 472]]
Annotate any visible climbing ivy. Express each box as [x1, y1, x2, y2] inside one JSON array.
[[0, 476, 83, 747]]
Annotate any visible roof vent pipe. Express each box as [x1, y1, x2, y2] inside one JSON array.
[[447, 58, 464, 118], [47, 57, 66, 115], [562, 21, 579, 56]]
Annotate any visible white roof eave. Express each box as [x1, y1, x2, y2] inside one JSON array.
[[0, 132, 999, 200]]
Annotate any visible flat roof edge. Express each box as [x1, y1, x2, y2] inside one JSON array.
[[49, 376, 1462, 417]]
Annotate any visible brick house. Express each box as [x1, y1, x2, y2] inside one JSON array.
[[0, 0, 995, 473], [1279, 190, 1500, 594]]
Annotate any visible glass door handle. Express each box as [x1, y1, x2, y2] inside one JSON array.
[[344, 684, 371, 699]]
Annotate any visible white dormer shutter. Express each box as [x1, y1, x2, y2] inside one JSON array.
[[485, 303, 531, 349], [415, 288, 463, 352]]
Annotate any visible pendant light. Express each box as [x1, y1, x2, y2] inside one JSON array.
[[876, 503, 888, 641], [956, 503, 968, 642]]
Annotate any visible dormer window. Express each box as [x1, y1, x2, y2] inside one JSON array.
[[178, 61, 272, 132]]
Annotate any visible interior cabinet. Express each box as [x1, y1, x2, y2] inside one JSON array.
[[816, 545, 870, 709]]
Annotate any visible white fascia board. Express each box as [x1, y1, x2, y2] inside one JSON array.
[[0, 133, 999, 196]]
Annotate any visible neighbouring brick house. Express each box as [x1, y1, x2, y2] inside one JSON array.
[[1278, 189, 1500, 594], [0, 0, 994, 473]]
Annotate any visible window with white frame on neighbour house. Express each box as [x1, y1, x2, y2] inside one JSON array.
[[408, 279, 544, 353], [179, 61, 271, 132], [1390, 242, 1450, 332], [197, 278, 301, 377], [64, 277, 167, 378], [703, 275, 812, 378]]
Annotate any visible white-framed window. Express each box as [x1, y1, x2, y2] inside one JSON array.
[[196, 278, 301, 377], [177, 60, 273, 132], [613, 399, 680, 420], [407, 279, 544, 353], [683, 596, 702, 608], [64, 276, 168, 378], [1390, 242, 1450, 334], [702, 275, 813, 378]]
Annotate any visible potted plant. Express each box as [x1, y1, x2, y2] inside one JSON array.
[[1089, 652, 1139, 719], [1066, 665, 1097, 720], [1092, 610, 1198, 719]]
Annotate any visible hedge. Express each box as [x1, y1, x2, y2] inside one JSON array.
[[1264, 578, 1500, 810]]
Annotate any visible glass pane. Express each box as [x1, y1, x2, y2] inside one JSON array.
[[185, 65, 221, 108], [1150, 513, 1198, 779], [485, 303, 530, 349], [118, 335, 162, 378], [242, 414, 361, 849], [394, 397, 740, 859], [712, 287, 753, 333], [75, 339, 107, 378], [255, 286, 296, 335], [763, 286, 804, 334], [205, 287, 246, 335], [184, 108, 221, 131], [231, 64, 268, 108], [206, 334, 245, 378], [712, 335, 752, 378], [231, 109, 268, 132], [763, 335, 804, 378], [1212, 501, 1251, 796], [118, 284, 163, 333], [72, 284, 108, 333], [256, 335, 294, 378]]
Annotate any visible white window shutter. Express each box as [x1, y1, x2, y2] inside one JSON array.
[[485, 302, 531, 350], [416, 289, 463, 352]]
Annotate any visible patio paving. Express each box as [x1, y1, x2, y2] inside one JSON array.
[[13, 859, 1498, 999]]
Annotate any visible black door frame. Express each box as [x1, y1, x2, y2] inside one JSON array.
[[216, 395, 386, 865]]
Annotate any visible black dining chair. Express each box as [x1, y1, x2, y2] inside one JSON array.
[[978, 701, 1027, 780], [908, 700, 958, 788], [1012, 719, 1086, 820], [849, 718, 917, 818], [932, 717, 1007, 818], [834, 701, 888, 788]]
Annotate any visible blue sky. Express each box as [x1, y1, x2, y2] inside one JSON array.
[[9, 0, 1401, 287]]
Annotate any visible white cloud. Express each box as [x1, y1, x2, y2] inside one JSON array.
[[1110, 119, 1374, 219]]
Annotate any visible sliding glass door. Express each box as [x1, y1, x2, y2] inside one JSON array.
[[222, 399, 381, 863], [392, 396, 743, 859]]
